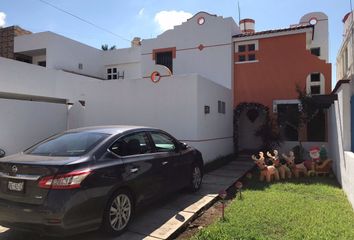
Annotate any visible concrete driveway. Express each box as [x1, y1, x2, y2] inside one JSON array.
[[0, 159, 254, 240]]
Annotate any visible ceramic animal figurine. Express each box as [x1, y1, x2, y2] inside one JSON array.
[[252, 152, 279, 182]]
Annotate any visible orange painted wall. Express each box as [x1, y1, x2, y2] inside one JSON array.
[[234, 33, 332, 109]]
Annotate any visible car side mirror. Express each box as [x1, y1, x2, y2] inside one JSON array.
[[180, 142, 188, 150], [0, 149, 5, 158]]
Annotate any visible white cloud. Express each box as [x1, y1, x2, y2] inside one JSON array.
[[154, 10, 192, 32], [138, 8, 144, 17], [0, 12, 6, 27]]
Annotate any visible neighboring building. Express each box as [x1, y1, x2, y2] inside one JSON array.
[[0, 11, 334, 163], [337, 12, 353, 80], [233, 12, 332, 152], [0, 25, 32, 61], [0, 12, 240, 163], [330, 11, 354, 209]]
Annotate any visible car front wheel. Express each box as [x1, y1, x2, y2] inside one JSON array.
[[101, 190, 133, 236], [189, 163, 203, 192]]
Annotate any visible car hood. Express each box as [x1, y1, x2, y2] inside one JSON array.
[[0, 153, 89, 166]]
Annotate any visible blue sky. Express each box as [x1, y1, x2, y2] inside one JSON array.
[[0, 0, 350, 85]]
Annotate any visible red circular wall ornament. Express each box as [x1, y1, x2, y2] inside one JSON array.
[[197, 17, 205, 25], [151, 71, 161, 83]]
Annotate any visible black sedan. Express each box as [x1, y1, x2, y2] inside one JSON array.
[[0, 126, 203, 236]]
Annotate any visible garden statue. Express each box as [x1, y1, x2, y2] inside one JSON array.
[[307, 147, 320, 176], [252, 152, 279, 182], [308, 146, 332, 176], [267, 150, 292, 179], [282, 151, 307, 178]]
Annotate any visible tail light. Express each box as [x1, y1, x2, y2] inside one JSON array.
[[38, 169, 92, 189]]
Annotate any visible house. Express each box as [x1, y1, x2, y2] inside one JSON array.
[[232, 12, 332, 153], [0, 11, 335, 165], [0, 12, 240, 163], [0, 25, 31, 60], [330, 11, 354, 209]]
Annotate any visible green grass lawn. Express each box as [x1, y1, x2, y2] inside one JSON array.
[[193, 174, 354, 240]]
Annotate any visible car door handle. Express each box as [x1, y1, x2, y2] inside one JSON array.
[[162, 161, 169, 166], [130, 167, 139, 173]]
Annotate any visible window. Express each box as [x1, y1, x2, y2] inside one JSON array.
[[277, 104, 299, 141], [106, 67, 124, 80], [344, 47, 349, 74], [38, 61, 46, 67], [238, 55, 246, 62], [204, 105, 210, 114], [110, 132, 152, 156], [238, 45, 246, 52], [248, 44, 255, 51], [26, 132, 109, 157], [150, 132, 176, 152], [311, 73, 320, 82], [307, 72, 324, 95], [156, 51, 173, 73], [310, 85, 321, 95], [236, 42, 258, 63], [307, 109, 325, 141], [218, 100, 226, 114], [310, 48, 320, 57], [248, 54, 256, 61]]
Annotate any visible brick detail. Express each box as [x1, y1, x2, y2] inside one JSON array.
[[0, 26, 32, 59]]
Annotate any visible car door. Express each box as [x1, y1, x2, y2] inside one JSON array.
[[108, 131, 167, 203], [149, 131, 189, 192]]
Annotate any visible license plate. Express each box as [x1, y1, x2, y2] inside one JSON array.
[[8, 181, 24, 192]]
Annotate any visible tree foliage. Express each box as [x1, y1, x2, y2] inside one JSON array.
[[101, 44, 116, 51]]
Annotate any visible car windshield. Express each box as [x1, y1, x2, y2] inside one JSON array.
[[26, 132, 110, 156]]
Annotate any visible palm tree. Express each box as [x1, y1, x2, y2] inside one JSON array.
[[101, 44, 116, 51]]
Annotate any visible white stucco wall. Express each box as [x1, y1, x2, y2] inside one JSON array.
[[336, 84, 352, 151], [142, 12, 240, 89], [336, 12, 354, 81], [328, 100, 354, 209], [15, 32, 104, 78], [32, 55, 46, 66], [102, 47, 141, 80], [194, 75, 234, 160], [0, 57, 231, 163], [300, 12, 329, 62], [0, 98, 67, 155], [328, 80, 354, 209], [14, 11, 241, 88]]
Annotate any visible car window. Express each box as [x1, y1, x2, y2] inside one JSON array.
[[150, 132, 176, 152], [110, 132, 152, 156], [26, 132, 109, 157]]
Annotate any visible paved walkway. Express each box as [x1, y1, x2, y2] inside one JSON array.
[[0, 158, 254, 240]]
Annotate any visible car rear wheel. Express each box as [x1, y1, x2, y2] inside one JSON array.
[[189, 163, 203, 192], [101, 190, 133, 236]]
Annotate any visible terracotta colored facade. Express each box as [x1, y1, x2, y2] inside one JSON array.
[[234, 32, 332, 110]]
